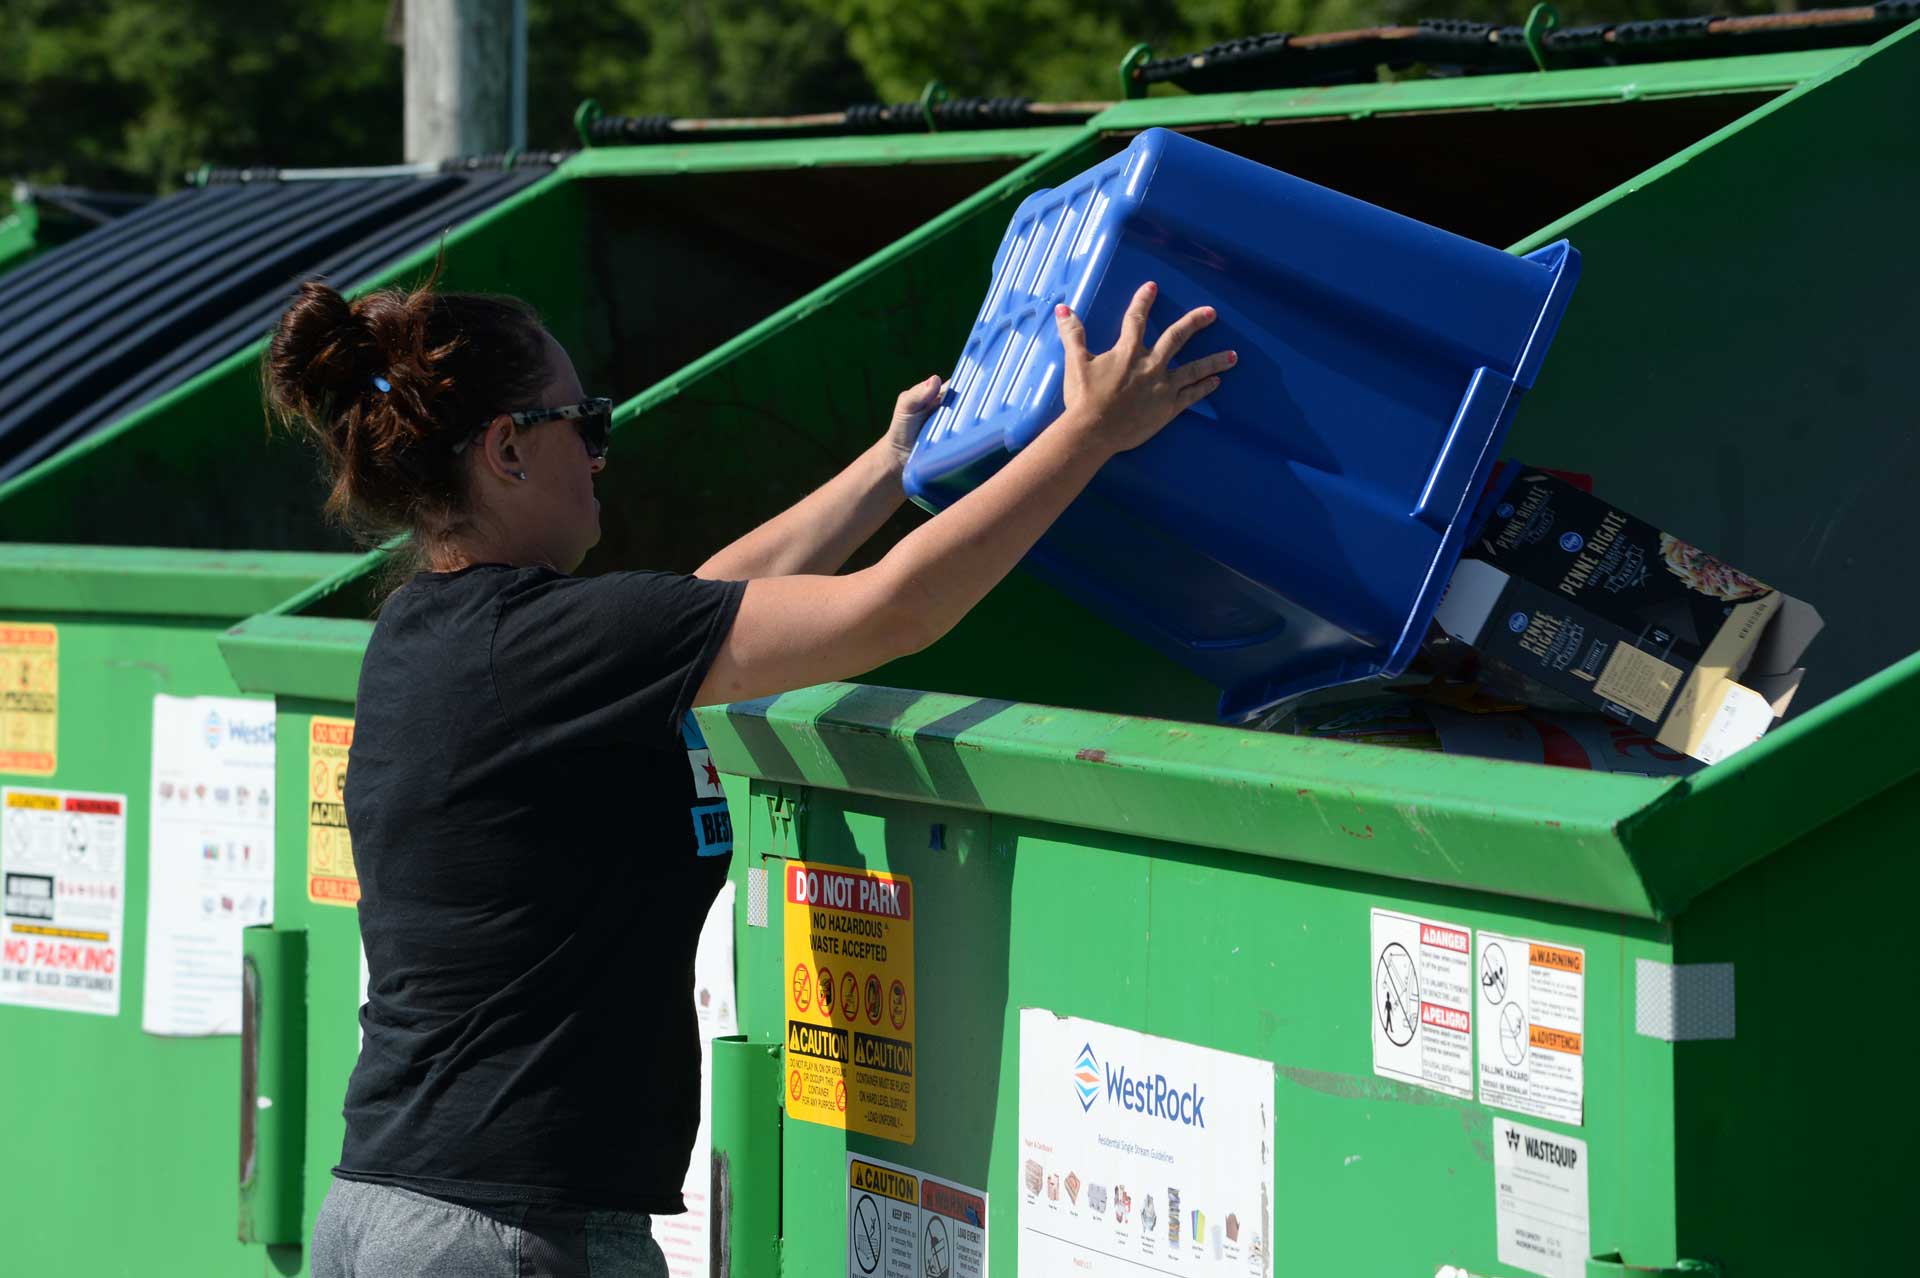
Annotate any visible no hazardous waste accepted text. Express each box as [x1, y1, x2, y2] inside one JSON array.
[[784, 861, 915, 1143]]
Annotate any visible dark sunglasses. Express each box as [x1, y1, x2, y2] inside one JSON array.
[[453, 397, 615, 460]]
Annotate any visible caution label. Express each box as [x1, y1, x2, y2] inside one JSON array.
[[847, 1153, 986, 1278], [0, 786, 126, 1016], [306, 716, 358, 906], [0, 623, 58, 776], [1477, 932, 1586, 1126], [1371, 908, 1474, 1100], [784, 861, 914, 1142]]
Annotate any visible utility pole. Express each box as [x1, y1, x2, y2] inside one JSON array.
[[402, 0, 527, 164]]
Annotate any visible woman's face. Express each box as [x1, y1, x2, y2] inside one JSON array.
[[510, 331, 605, 571]]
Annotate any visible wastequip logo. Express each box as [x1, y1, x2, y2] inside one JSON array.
[[1071, 1042, 1207, 1127]]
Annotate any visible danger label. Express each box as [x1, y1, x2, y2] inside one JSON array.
[[1371, 908, 1474, 1100], [306, 716, 359, 906], [0, 623, 58, 776], [1478, 932, 1586, 1126], [785, 861, 914, 1142]]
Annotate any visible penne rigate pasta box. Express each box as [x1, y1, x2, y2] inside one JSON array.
[[1434, 466, 1823, 764]]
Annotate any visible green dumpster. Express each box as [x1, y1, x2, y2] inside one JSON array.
[[0, 545, 360, 1277], [209, 23, 1918, 1277]]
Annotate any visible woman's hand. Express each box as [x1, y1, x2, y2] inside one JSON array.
[[1054, 281, 1233, 456], [882, 374, 945, 469]]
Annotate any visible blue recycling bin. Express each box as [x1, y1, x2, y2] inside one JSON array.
[[904, 127, 1581, 721]]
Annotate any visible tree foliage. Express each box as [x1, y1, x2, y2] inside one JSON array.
[[0, 0, 1795, 200]]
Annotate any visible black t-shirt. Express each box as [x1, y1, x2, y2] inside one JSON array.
[[334, 563, 745, 1212]]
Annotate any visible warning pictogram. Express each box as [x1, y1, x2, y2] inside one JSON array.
[[792, 962, 813, 1012], [846, 1154, 985, 1278], [789, 1069, 803, 1103], [890, 978, 908, 1029], [840, 970, 859, 1022], [818, 966, 836, 1016], [866, 973, 882, 1024], [835, 1079, 848, 1112]]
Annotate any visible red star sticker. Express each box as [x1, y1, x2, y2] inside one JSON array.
[[702, 758, 721, 790]]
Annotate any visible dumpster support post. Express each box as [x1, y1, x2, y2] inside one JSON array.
[[239, 926, 308, 1245], [711, 1036, 782, 1277]]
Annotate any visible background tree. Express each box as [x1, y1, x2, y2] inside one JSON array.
[[0, 0, 1797, 203]]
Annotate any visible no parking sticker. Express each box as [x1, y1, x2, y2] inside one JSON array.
[[848, 1153, 986, 1278], [784, 862, 915, 1142]]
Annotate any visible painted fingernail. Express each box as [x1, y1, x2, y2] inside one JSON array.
[[1055, 304, 1071, 317], [1226, 350, 1238, 365], [1144, 282, 1158, 293]]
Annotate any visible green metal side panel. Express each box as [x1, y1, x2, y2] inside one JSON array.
[[0, 201, 38, 273], [1090, 47, 1852, 132], [744, 780, 1683, 1274], [1668, 769, 1920, 1275], [0, 545, 361, 620], [564, 126, 1086, 177], [1504, 20, 1920, 715], [0, 616, 281, 1277]]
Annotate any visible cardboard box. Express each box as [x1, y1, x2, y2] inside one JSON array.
[[1434, 468, 1822, 764]]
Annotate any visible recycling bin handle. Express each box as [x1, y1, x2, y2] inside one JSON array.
[[710, 1036, 782, 1278], [240, 925, 307, 1245], [1411, 364, 1516, 533]]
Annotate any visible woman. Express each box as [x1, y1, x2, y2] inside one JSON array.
[[267, 272, 1230, 1276]]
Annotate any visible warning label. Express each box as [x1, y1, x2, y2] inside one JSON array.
[[784, 861, 914, 1142], [0, 623, 58, 776], [1370, 908, 1474, 1100], [847, 1153, 986, 1278], [1477, 932, 1585, 1126], [306, 716, 358, 906], [0, 786, 126, 1016]]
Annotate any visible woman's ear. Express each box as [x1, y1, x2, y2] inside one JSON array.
[[478, 415, 524, 483]]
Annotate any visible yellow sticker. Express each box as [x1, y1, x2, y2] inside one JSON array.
[[306, 716, 359, 906], [782, 861, 914, 1142], [0, 623, 58, 776]]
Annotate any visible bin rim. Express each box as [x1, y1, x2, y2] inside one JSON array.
[[0, 543, 363, 622]]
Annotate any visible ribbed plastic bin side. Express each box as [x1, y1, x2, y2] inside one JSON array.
[[906, 128, 1580, 721]]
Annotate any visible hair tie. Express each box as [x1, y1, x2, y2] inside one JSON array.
[[371, 375, 392, 394]]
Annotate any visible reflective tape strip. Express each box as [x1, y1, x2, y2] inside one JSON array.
[[747, 866, 769, 929], [1635, 959, 1735, 1041]]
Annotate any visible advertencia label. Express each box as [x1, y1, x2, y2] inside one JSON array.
[[783, 861, 915, 1142], [1477, 932, 1585, 1126], [1017, 1010, 1274, 1276], [0, 786, 126, 1016], [1371, 909, 1474, 1099], [0, 622, 58, 776], [306, 716, 358, 906], [847, 1153, 986, 1278], [1494, 1118, 1589, 1278]]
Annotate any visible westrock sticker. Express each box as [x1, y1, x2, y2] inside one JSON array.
[[783, 862, 915, 1142]]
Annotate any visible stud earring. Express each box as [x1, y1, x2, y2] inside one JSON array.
[[515, 471, 528, 481]]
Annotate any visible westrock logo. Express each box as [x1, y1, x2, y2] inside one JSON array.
[[1074, 1043, 1208, 1127], [1072, 1044, 1100, 1112], [205, 710, 275, 751]]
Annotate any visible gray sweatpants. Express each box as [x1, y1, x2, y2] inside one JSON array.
[[311, 1176, 669, 1278]]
